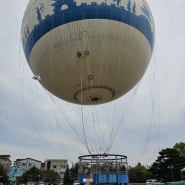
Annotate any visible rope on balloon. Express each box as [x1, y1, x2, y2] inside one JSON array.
[[79, 74, 93, 155]]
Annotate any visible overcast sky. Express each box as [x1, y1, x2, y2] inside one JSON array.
[[0, 0, 185, 167]]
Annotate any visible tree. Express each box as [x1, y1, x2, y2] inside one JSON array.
[[41, 169, 60, 184], [0, 164, 8, 184], [129, 163, 151, 183], [20, 166, 41, 183], [70, 163, 79, 183], [63, 165, 71, 185], [19, 166, 60, 184], [63, 163, 79, 185], [150, 147, 185, 182], [173, 142, 185, 158]]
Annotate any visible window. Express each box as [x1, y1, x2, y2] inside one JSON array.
[[61, 165, 66, 169]]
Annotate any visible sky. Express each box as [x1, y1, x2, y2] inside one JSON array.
[[0, 0, 185, 167]]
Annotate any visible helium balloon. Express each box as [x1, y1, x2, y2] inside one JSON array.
[[21, 0, 155, 105]]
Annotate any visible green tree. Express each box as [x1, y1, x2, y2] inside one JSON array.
[[129, 163, 151, 183], [70, 163, 79, 183], [0, 164, 9, 184], [41, 170, 60, 184], [63, 163, 79, 185], [63, 165, 71, 185], [150, 147, 185, 182], [20, 166, 41, 183], [173, 142, 185, 158], [19, 166, 60, 184]]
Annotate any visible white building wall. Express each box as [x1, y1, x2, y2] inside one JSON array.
[[14, 158, 41, 172], [45, 159, 68, 178]]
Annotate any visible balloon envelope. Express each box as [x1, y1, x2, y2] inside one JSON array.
[[21, 0, 155, 105]]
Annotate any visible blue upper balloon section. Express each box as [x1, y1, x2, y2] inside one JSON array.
[[22, 0, 155, 61]]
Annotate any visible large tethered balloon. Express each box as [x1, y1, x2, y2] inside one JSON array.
[[21, 0, 155, 105]]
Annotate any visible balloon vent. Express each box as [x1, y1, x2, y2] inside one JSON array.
[[74, 86, 115, 105], [88, 96, 101, 102]]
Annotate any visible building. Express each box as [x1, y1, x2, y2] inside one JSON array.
[[8, 166, 23, 183], [6, 157, 67, 184], [13, 158, 42, 173], [7, 158, 41, 184], [44, 159, 68, 179], [0, 155, 12, 172]]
